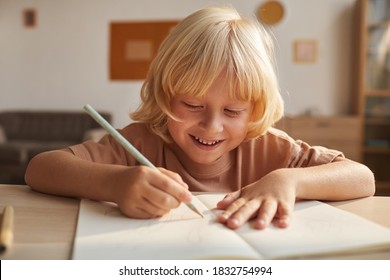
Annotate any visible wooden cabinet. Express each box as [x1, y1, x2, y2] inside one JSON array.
[[276, 116, 362, 163], [356, 0, 390, 195]]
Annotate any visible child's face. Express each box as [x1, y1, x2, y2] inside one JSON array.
[[167, 75, 253, 164]]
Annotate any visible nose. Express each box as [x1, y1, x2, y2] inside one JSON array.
[[200, 111, 224, 134]]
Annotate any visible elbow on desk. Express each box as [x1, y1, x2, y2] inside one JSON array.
[[342, 158, 376, 198], [24, 152, 44, 190], [24, 151, 61, 192], [360, 163, 376, 197]]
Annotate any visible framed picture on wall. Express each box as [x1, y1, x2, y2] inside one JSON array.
[[23, 9, 37, 28], [109, 21, 179, 80], [293, 40, 318, 63]]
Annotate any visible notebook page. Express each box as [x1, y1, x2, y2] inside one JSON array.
[[235, 200, 390, 259], [72, 196, 262, 260]]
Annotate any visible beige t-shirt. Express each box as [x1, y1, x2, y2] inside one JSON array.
[[68, 123, 343, 192]]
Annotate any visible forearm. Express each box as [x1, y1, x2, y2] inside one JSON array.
[[25, 150, 126, 202], [285, 158, 375, 201]]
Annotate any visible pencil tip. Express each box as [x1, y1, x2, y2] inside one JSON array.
[[195, 210, 204, 218], [188, 203, 204, 218]]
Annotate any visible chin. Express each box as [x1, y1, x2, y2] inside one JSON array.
[[188, 154, 220, 164]]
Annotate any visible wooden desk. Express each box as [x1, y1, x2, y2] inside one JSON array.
[[0, 184, 78, 260], [1, 184, 390, 260]]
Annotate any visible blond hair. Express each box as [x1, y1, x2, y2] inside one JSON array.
[[131, 5, 284, 141]]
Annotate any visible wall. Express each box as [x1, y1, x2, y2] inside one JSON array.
[[0, 0, 356, 128]]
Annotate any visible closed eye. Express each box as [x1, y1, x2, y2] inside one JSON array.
[[183, 102, 204, 111], [224, 109, 243, 117]]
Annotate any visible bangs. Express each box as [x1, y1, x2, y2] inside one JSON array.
[[161, 20, 267, 104]]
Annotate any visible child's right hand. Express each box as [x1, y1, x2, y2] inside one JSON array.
[[113, 166, 192, 219]]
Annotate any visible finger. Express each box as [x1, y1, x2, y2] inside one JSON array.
[[216, 191, 241, 210], [119, 186, 175, 218], [272, 216, 290, 228], [141, 181, 182, 211], [119, 199, 166, 219], [253, 199, 278, 230], [132, 205, 163, 219], [142, 194, 175, 215], [158, 168, 189, 189], [217, 197, 246, 223], [147, 168, 192, 204], [272, 202, 291, 228], [225, 199, 261, 230]]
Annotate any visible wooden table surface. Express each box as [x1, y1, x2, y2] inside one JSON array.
[[1, 184, 390, 260]]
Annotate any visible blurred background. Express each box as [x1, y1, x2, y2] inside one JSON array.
[[0, 0, 389, 195]]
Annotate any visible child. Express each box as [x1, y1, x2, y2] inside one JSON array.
[[25, 6, 375, 230]]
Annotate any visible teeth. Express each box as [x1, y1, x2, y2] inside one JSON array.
[[194, 136, 220, 145]]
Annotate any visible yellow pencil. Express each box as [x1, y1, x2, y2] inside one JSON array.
[[0, 205, 14, 253]]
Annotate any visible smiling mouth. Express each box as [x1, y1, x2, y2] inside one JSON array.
[[192, 136, 222, 146]]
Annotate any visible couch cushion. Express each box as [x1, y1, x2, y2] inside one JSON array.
[[0, 141, 75, 165], [0, 145, 24, 164], [0, 111, 111, 142], [0, 126, 6, 144]]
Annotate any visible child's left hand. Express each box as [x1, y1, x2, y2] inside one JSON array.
[[216, 169, 296, 230]]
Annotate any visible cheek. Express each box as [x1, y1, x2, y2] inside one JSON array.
[[227, 118, 251, 138], [167, 118, 178, 135], [167, 118, 187, 139], [167, 103, 189, 133]]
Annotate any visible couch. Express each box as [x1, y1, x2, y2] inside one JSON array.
[[0, 110, 111, 184]]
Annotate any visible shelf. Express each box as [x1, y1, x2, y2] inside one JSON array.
[[368, 19, 390, 30], [365, 89, 390, 97], [365, 117, 390, 125], [374, 181, 390, 196], [364, 146, 390, 154], [358, 0, 390, 182]]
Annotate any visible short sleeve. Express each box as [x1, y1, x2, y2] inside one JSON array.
[[68, 133, 129, 165], [288, 139, 344, 168]]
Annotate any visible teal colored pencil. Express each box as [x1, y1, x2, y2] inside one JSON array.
[[83, 104, 203, 218]]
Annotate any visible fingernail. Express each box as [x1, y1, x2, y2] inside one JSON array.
[[279, 217, 289, 228], [216, 201, 224, 208], [255, 219, 266, 229], [229, 218, 239, 227], [219, 213, 229, 221], [178, 191, 189, 202], [184, 191, 192, 202]]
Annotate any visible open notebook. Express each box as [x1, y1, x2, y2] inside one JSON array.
[[72, 194, 390, 260]]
